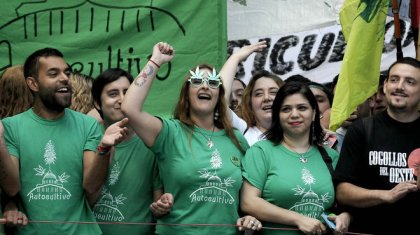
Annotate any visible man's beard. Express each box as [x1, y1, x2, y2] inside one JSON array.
[[39, 90, 72, 112]]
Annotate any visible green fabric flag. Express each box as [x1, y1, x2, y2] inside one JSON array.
[[330, 0, 388, 131], [0, 0, 227, 117]]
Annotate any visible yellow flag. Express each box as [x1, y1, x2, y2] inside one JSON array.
[[329, 0, 388, 131]]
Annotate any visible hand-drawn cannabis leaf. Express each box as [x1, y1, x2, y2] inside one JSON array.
[[34, 165, 45, 176], [109, 162, 121, 186], [292, 185, 305, 195], [210, 149, 222, 170], [115, 194, 127, 205], [58, 172, 70, 183], [199, 168, 212, 179], [44, 140, 57, 169], [301, 168, 316, 186], [223, 177, 236, 187], [321, 193, 331, 203], [101, 187, 108, 195]]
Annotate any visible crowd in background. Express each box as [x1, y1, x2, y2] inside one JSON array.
[[0, 41, 419, 235]]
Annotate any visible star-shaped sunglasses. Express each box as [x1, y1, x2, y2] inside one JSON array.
[[188, 67, 222, 89]]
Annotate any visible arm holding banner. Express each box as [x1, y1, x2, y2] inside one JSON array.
[[122, 42, 175, 147]]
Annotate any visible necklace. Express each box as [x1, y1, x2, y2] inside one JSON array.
[[195, 125, 215, 149], [282, 141, 312, 163]]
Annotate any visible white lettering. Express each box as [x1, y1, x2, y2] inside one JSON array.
[[389, 168, 415, 183], [28, 192, 71, 201], [190, 193, 234, 205], [369, 151, 407, 167]]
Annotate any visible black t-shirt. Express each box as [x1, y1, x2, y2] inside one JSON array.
[[334, 111, 420, 234]]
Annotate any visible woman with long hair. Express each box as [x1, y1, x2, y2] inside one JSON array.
[[220, 41, 284, 146], [240, 82, 351, 234], [122, 42, 261, 234]]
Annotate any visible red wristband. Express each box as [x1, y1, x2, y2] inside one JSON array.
[[149, 59, 161, 68], [97, 145, 111, 155]]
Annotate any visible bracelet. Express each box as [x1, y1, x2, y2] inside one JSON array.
[[97, 144, 111, 155], [149, 59, 161, 68]]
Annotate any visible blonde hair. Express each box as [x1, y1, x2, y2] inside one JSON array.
[[0, 65, 33, 118], [69, 73, 94, 114]]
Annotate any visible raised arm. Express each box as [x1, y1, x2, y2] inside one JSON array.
[[219, 41, 267, 104], [121, 42, 174, 147], [0, 121, 20, 196]]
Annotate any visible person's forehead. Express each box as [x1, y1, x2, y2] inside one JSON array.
[[310, 87, 327, 97], [389, 63, 420, 78], [253, 77, 278, 90], [282, 93, 309, 105], [103, 76, 131, 91], [38, 56, 68, 70], [232, 80, 244, 89]]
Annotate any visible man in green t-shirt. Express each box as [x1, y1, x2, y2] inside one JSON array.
[[90, 68, 171, 234], [0, 48, 129, 234]]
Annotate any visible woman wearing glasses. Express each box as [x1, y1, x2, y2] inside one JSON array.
[[122, 42, 261, 234]]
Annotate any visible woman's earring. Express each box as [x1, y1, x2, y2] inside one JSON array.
[[214, 109, 219, 120]]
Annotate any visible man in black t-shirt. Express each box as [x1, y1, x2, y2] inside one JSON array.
[[334, 57, 420, 234]]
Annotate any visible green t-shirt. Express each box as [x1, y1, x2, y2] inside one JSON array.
[[242, 140, 339, 235], [151, 119, 249, 235], [93, 135, 160, 235], [3, 108, 102, 235]]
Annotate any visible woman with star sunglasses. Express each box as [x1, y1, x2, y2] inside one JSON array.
[[122, 42, 261, 235]]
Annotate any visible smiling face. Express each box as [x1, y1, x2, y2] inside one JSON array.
[[188, 67, 220, 118], [251, 77, 280, 129], [279, 93, 315, 138], [98, 76, 131, 125], [384, 63, 420, 114], [30, 56, 73, 112]]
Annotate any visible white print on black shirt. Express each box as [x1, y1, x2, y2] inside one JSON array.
[[27, 140, 71, 201], [190, 149, 236, 205], [369, 151, 415, 182], [289, 168, 330, 219], [93, 161, 127, 222]]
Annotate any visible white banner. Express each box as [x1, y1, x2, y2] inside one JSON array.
[[227, 0, 343, 40], [227, 17, 416, 85]]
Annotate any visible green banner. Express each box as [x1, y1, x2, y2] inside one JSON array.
[[0, 0, 227, 117]]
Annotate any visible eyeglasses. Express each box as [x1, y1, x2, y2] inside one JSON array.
[[188, 77, 222, 89]]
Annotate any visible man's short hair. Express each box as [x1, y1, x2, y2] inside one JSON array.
[[92, 68, 134, 119], [23, 48, 64, 79], [386, 57, 420, 80]]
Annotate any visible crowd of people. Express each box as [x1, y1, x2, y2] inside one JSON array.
[[0, 41, 419, 235]]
